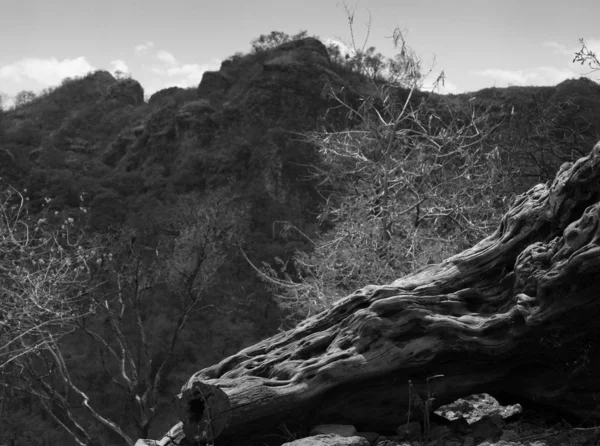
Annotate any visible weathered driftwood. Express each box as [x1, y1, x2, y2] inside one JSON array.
[[146, 142, 600, 445]]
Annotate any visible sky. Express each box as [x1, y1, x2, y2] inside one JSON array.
[[1, 0, 599, 107]]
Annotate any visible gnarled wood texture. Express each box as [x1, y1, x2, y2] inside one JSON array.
[[143, 142, 600, 445]]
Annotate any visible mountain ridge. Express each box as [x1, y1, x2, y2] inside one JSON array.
[[2, 35, 600, 445]]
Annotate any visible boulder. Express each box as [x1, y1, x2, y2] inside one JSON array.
[[282, 435, 369, 446], [148, 86, 186, 106], [198, 71, 233, 97], [309, 425, 358, 437], [469, 416, 502, 441], [85, 70, 117, 92], [106, 78, 144, 106], [355, 432, 380, 444], [148, 87, 185, 106]]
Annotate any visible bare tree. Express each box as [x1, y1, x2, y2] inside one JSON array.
[[334, 2, 421, 85], [259, 24, 507, 326], [574, 38, 600, 80], [0, 186, 98, 370], [3, 186, 248, 445]]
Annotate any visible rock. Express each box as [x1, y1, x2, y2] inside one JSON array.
[[502, 403, 523, 420], [197, 71, 232, 98], [309, 424, 358, 437], [448, 417, 471, 435], [147, 86, 186, 106], [87, 69, 116, 86], [462, 437, 474, 446], [470, 416, 502, 440], [395, 421, 421, 440], [489, 413, 504, 428], [356, 432, 380, 444], [105, 78, 144, 106], [478, 442, 522, 446], [136, 422, 184, 446], [436, 393, 521, 425], [375, 439, 410, 446], [282, 434, 369, 446]]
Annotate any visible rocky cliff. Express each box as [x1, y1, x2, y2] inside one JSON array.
[[0, 38, 356, 440]]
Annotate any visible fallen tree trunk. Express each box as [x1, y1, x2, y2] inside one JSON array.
[[145, 142, 600, 445]]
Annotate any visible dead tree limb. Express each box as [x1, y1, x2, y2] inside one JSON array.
[[144, 141, 600, 445]]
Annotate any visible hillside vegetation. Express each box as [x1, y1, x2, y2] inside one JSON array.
[[1, 32, 600, 446]]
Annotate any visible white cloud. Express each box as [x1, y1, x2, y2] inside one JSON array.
[[134, 44, 223, 94], [156, 50, 177, 66], [585, 39, 600, 54], [0, 64, 22, 82], [543, 41, 573, 56], [166, 64, 198, 76], [0, 56, 95, 86], [134, 41, 154, 55], [147, 59, 221, 93], [473, 66, 580, 87], [109, 59, 130, 76], [165, 63, 211, 77]]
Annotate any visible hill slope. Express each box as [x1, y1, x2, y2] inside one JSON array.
[[1, 36, 600, 445]]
